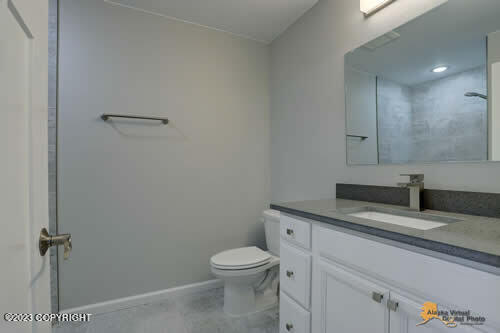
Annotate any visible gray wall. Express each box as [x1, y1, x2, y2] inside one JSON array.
[[378, 66, 487, 163], [59, 0, 270, 309], [270, 0, 500, 203]]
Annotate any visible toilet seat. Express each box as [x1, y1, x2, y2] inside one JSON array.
[[210, 247, 272, 270], [211, 256, 279, 278]]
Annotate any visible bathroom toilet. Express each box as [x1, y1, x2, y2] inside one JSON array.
[[210, 209, 280, 317]]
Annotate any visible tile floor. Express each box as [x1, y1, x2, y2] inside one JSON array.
[[53, 288, 279, 333]]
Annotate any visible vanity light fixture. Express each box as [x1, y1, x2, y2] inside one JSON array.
[[432, 66, 448, 73], [360, 0, 396, 16]]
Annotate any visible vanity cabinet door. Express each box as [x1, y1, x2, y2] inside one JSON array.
[[314, 259, 389, 333], [390, 292, 447, 333], [390, 292, 492, 333]]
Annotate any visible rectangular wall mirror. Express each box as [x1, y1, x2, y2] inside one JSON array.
[[345, 0, 500, 165]]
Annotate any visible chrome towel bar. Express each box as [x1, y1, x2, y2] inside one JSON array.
[[346, 134, 368, 140], [101, 113, 169, 125]]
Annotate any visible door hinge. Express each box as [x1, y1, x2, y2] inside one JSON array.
[[387, 300, 399, 312]]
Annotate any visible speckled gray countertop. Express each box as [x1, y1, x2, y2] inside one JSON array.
[[270, 199, 500, 268]]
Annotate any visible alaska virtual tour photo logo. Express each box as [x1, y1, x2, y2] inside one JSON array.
[[417, 302, 486, 328]]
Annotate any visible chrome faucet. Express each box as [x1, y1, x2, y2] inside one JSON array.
[[397, 174, 424, 211]]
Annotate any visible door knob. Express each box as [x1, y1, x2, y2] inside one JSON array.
[[39, 228, 72, 260], [372, 292, 384, 303]]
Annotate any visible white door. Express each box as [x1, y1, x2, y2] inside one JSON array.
[[0, 0, 51, 332], [313, 259, 389, 333]]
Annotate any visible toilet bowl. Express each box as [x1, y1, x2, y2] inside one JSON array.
[[210, 210, 280, 317]]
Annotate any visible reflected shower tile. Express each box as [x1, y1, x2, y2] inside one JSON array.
[[455, 135, 488, 161], [380, 65, 488, 163]]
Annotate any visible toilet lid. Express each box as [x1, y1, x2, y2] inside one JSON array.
[[211, 247, 271, 270]]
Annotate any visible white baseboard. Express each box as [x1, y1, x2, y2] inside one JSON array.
[[61, 279, 223, 315]]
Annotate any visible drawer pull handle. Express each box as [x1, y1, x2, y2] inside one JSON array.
[[286, 228, 294, 235], [286, 270, 294, 278], [286, 323, 294, 331], [372, 292, 384, 303]]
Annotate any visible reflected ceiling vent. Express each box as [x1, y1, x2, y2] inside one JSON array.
[[363, 31, 400, 51]]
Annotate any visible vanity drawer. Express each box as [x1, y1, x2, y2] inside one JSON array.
[[280, 242, 311, 309], [280, 292, 310, 333], [280, 214, 311, 249]]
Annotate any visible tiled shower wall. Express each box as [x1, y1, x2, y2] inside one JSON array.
[[377, 78, 413, 164], [378, 66, 487, 164], [48, 0, 59, 314]]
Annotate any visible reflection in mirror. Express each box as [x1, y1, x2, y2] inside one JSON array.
[[345, 0, 500, 165]]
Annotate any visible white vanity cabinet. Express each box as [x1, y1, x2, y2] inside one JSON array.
[[279, 213, 500, 333]]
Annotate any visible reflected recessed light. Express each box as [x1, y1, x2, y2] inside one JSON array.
[[360, 0, 396, 16], [432, 66, 448, 73]]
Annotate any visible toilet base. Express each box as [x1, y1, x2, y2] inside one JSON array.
[[210, 254, 280, 317], [223, 283, 278, 317]]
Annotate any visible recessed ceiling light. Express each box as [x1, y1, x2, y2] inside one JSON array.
[[360, 0, 396, 16], [432, 66, 448, 73]]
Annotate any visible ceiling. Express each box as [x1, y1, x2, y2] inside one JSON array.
[[346, 0, 500, 86], [105, 0, 318, 44]]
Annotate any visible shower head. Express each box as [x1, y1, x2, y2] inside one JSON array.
[[464, 92, 487, 100]]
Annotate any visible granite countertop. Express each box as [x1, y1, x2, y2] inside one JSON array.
[[270, 199, 500, 268]]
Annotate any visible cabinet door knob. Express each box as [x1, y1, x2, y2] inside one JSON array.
[[387, 300, 399, 312], [286, 270, 294, 278], [286, 228, 294, 235], [286, 323, 294, 331], [372, 292, 384, 303]]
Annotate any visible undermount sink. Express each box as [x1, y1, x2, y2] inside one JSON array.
[[337, 206, 462, 231]]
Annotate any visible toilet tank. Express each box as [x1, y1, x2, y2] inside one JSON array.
[[263, 210, 280, 256]]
